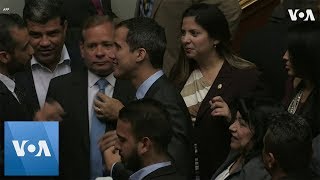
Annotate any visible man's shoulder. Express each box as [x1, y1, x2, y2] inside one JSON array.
[[143, 165, 187, 180]]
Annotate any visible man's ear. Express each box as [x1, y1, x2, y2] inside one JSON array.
[[135, 48, 147, 63], [265, 152, 276, 169], [138, 137, 151, 155], [0, 51, 10, 64]]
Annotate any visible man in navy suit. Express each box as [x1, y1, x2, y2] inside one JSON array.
[[96, 17, 192, 179]]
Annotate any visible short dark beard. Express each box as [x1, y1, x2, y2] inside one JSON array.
[[123, 148, 142, 172]]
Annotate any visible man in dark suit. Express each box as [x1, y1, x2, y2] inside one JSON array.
[[104, 99, 186, 180], [0, 13, 34, 177], [44, 16, 135, 179], [96, 17, 192, 179], [15, 0, 83, 115]]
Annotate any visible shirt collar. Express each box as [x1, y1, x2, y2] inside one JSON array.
[[31, 44, 71, 68], [0, 73, 15, 93], [136, 70, 163, 99], [88, 70, 116, 88], [129, 161, 171, 180]]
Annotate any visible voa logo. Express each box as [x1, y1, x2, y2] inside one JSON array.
[[288, 9, 315, 21], [12, 140, 51, 157], [4, 121, 59, 176]]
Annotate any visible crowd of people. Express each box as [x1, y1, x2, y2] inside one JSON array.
[[0, 0, 319, 180]]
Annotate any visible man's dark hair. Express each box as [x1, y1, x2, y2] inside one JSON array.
[[0, 13, 26, 53], [80, 15, 113, 42], [23, 0, 66, 26], [118, 98, 173, 154], [116, 17, 166, 69], [264, 112, 313, 175]]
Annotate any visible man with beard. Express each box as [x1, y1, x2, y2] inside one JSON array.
[[105, 99, 186, 180], [0, 13, 34, 176]]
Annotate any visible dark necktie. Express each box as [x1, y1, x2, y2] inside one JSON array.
[[90, 78, 108, 179]]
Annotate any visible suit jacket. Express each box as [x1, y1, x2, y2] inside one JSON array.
[[135, 0, 241, 75], [143, 164, 186, 180], [14, 46, 84, 116], [194, 62, 264, 180], [144, 75, 193, 178], [112, 75, 193, 180], [0, 81, 33, 177], [46, 67, 135, 179], [211, 151, 271, 180]]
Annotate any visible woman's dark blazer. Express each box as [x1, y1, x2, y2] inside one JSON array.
[[210, 150, 271, 180], [193, 61, 265, 180]]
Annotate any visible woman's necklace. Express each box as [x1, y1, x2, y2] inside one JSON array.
[[287, 89, 304, 114]]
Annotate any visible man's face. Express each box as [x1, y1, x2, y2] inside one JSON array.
[[113, 26, 137, 79], [7, 27, 33, 75], [115, 120, 142, 172], [80, 22, 115, 76], [26, 17, 66, 67]]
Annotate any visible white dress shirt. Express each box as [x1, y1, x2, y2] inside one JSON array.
[[31, 45, 71, 107], [0, 73, 19, 102]]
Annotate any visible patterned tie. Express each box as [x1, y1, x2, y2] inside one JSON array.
[[90, 78, 108, 179]]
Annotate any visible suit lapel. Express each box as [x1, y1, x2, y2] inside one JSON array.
[[113, 79, 135, 104], [143, 164, 176, 179], [196, 61, 233, 122], [69, 69, 90, 150], [25, 67, 41, 111], [144, 75, 165, 98]]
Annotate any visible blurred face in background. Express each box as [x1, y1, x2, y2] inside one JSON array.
[[283, 50, 296, 77], [229, 111, 254, 152]]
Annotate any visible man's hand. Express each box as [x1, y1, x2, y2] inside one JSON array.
[[94, 92, 124, 121], [103, 146, 121, 171], [99, 130, 118, 152], [34, 100, 65, 121]]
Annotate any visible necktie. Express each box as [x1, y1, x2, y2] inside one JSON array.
[[90, 78, 108, 179], [91, 0, 104, 15]]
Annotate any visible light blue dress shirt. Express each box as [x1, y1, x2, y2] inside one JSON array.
[[135, 70, 164, 99]]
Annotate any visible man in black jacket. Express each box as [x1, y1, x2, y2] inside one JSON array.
[[0, 13, 34, 177]]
